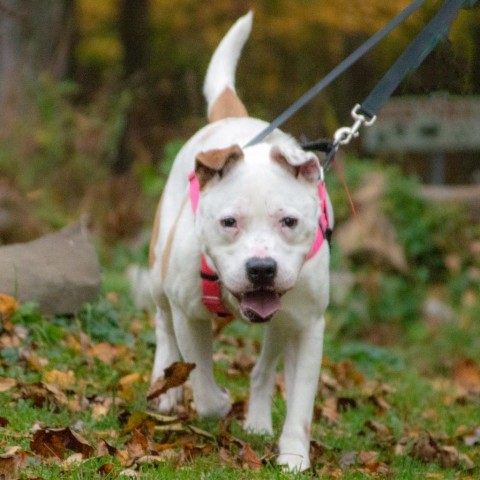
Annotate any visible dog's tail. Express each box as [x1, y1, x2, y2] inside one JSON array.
[[203, 11, 252, 123]]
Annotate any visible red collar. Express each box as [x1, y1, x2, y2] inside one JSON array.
[[188, 170, 331, 317]]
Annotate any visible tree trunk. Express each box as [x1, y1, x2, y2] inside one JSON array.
[[0, 0, 75, 133], [113, 0, 151, 175], [119, 0, 150, 79]]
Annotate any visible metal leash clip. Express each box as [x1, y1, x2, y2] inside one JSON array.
[[333, 104, 377, 148], [323, 104, 377, 170]]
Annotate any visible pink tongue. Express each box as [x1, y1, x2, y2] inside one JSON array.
[[240, 291, 281, 319]]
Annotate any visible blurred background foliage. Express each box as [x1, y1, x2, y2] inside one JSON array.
[[0, 0, 479, 341]]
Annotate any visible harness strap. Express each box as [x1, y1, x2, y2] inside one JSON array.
[[188, 170, 331, 316], [306, 180, 331, 260], [188, 171, 232, 317]]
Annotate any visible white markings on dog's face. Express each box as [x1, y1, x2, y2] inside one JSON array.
[[195, 143, 321, 322]]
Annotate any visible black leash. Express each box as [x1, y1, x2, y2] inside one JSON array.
[[321, 0, 477, 170], [244, 0, 478, 171], [359, 0, 477, 120], [244, 0, 428, 149]]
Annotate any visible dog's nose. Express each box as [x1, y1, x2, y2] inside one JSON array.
[[246, 257, 277, 285]]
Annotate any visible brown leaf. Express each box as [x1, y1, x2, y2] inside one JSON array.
[[453, 358, 480, 394], [365, 420, 393, 442], [316, 397, 340, 425], [409, 432, 474, 469], [25, 352, 49, 372], [0, 447, 30, 479], [0, 416, 9, 427], [0, 294, 19, 318], [30, 427, 94, 459], [0, 377, 16, 393], [98, 463, 115, 476], [240, 443, 262, 470], [96, 439, 118, 457], [43, 369, 75, 389], [17, 382, 68, 409], [126, 429, 149, 460], [147, 362, 196, 400], [181, 442, 215, 462], [326, 359, 365, 387], [88, 342, 128, 365]]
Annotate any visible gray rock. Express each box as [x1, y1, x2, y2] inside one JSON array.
[[0, 223, 101, 314]]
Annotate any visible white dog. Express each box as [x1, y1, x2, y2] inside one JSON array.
[[149, 12, 333, 471]]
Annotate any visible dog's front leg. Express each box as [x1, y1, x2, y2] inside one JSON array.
[[171, 304, 231, 418], [151, 303, 183, 413], [277, 316, 325, 471], [245, 323, 284, 435]]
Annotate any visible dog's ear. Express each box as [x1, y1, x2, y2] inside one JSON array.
[[270, 146, 321, 183], [195, 144, 244, 188]]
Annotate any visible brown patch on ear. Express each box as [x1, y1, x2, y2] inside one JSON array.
[[195, 144, 244, 189], [208, 87, 248, 123]]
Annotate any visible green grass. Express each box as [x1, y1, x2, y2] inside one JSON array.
[[1, 291, 480, 479]]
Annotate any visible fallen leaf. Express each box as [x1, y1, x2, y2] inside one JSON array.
[[25, 352, 49, 372], [365, 420, 393, 442], [181, 442, 215, 462], [0, 377, 16, 393], [98, 463, 115, 476], [326, 359, 365, 387], [118, 372, 143, 402], [126, 429, 149, 460], [30, 427, 94, 459], [43, 369, 75, 389], [118, 468, 139, 478], [410, 432, 474, 469], [136, 451, 179, 464], [240, 443, 262, 470], [464, 427, 480, 446], [0, 294, 19, 318], [0, 417, 9, 427], [0, 446, 30, 479], [316, 397, 340, 425], [88, 342, 128, 364], [453, 358, 480, 394], [147, 362, 196, 400], [339, 451, 357, 469]]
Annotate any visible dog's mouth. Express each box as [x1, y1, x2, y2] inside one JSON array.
[[239, 290, 281, 323]]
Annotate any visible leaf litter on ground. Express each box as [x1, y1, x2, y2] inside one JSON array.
[[1, 297, 480, 478]]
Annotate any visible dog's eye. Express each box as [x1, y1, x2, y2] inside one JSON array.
[[220, 217, 237, 228], [281, 217, 298, 228]]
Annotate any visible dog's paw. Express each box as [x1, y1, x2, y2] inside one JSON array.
[[277, 436, 310, 472], [244, 415, 273, 435], [195, 386, 231, 418], [152, 386, 183, 414], [277, 452, 310, 472]]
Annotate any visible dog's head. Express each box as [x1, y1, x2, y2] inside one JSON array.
[[194, 142, 322, 323]]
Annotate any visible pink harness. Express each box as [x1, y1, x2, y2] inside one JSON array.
[[188, 170, 331, 317]]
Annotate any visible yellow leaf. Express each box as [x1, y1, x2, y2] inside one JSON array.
[[43, 370, 75, 389], [0, 294, 19, 318]]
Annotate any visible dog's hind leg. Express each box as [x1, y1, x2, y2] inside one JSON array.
[[171, 305, 231, 418]]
